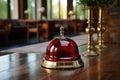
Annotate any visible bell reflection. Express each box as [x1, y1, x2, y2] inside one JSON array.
[[41, 26, 84, 69], [42, 68, 83, 80]]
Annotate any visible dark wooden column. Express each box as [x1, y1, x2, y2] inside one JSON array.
[[41, 0, 47, 18], [7, 0, 11, 19], [18, 0, 27, 19], [67, 0, 73, 18], [117, 0, 120, 6]]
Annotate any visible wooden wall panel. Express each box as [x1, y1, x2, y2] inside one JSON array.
[[18, 0, 27, 19]]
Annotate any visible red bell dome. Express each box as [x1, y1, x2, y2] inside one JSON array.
[[45, 37, 80, 61], [41, 26, 83, 69]]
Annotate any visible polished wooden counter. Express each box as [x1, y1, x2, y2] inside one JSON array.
[[0, 44, 120, 80]]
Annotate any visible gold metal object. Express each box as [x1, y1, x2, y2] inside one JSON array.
[[96, 6, 106, 49], [60, 26, 64, 38], [82, 6, 98, 57], [41, 59, 84, 69]]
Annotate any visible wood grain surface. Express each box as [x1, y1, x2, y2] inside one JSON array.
[[0, 44, 120, 80]]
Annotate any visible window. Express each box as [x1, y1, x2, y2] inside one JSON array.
[[0, 0, 19, 19], [10, 0, 18, 19], [0, 0, 8, 19], [60, 0, 67, 19], [47, 0, 67, 20], [73, 0, 87, 19], [36, 0, 42, 20], [28, 0, 36, 19], [52, 0, 59, 19]]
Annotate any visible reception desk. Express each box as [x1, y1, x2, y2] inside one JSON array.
[[0, 44, 120, 80], [0, 34, 120, 80]]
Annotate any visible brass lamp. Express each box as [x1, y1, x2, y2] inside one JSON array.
[[82, 6, 98, 57], [96, 6, 106, 49], [41, 26, 84, 69]]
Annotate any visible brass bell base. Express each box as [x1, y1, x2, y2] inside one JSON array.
[[96, 44, 106, 49], [41, 59, 84, 69], [82, 50, 98, 57]]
